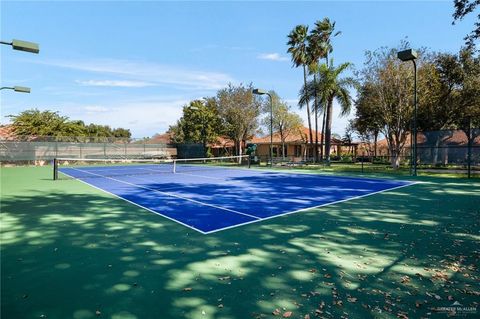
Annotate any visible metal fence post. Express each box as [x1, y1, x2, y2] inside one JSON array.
[[467, 118, 472, 179], [53, 158, 58, 180]]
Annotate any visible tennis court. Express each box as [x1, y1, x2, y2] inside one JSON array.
[[56, 156, 414, 233], [2, 163, 479, 319]]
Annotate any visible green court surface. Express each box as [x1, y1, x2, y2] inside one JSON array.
[[1, 166, 479, 319]]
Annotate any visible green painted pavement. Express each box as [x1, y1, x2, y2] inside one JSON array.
[[1, 166, 479, 319]]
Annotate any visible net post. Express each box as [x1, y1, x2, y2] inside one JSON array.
[[248, 155, 251, 168], [53, 158, 58, 180], [173, 159, 177, 173]]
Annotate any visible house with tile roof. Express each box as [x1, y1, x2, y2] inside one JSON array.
[[248, 126, 353, 161]]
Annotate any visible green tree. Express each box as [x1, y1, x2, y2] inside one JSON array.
[[8, 109, 85, 137], [414, 48, 480, 163], [112, 128, 132, 139], [167, 120, 186, 144], [356, 45, 417, 169], [353, 82, 383, 157], [309, 18, 341, 161], [181, 99, 222, 157], [262, 92, 304, 160], [216, 83, 261, 160], [8, 109, 132, 141], [287, 25, 313, 150], [453, 48, 480, 129], [299, 61, 356, 163], [453, 0, 479, 49]]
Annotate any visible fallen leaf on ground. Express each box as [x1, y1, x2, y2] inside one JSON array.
[[347, 297, 358, 303]]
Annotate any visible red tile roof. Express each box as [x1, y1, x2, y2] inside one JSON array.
[[374, 131, 480, 148], [0, 125, 17, 140], [147, 133, 172, 144], [250, 127, 342, 145]]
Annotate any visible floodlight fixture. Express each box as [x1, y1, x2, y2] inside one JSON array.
[[397, 49, 418, 62], [1, 39, 40, 54], [252, 88, 268, 95], [0, 86, 31, 93]]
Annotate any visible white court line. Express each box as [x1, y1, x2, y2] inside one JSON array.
[[203, 181, 419, 234], [176, 172, 225, 180], [67, 167, 261, 220], [58, 170, 209, 234], [60, 168, 418, 235]]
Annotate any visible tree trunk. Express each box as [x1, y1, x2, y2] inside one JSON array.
[[313, 74, 318, 163], [390, 147, 401, 169], [303, 65, 313, 153], [320, 108, 326, 162], [324, 97, 334, 163], [236, 139, 243, 163], [373, 131, 378, 158]]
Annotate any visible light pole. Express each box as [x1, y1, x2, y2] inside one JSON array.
[[190, 105, 207, 158], [252, 88, 273, 167], [397, 49, 418, 176], [1, 39, 40, 54], [0, 86, 31, 93]]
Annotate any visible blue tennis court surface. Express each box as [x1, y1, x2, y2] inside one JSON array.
[[60, 165, 414, 234]]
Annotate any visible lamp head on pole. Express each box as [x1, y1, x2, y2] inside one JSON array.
[[14, 86, 31, 93], [11, 39, 40, 54], [252, 88, 267, 95], [397, 49, 418, 62]]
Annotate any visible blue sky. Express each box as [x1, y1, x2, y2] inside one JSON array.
[[0, 0, 475, 138]]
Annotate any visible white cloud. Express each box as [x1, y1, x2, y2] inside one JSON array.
[[63, 98, 188, 137], [257, 53, 289, 62], [84, 105, 109, 113], [36, 58, 234, 91], [76, 80, 155, 88]]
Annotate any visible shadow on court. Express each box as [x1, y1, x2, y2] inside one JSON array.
[[1, 167, 479, 319]]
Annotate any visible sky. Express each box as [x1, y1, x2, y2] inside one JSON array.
[[0, 0, 475, 138]]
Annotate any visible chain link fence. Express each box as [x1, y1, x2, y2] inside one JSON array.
[[0, 136, 177, 164], [2, 129, 478, 177], [252, 129, 479, 178]]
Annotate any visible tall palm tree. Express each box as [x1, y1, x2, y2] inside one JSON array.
[[310, 18, 341, 161], [306, 28, 327, 163], [287, 25, 313, 158], [299, 61, 357, 163]]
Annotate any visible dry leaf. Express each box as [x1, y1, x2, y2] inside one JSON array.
[[283, 311, 293, 318]]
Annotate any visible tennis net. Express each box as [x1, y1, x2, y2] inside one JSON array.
[[53, 155, 250, 180]]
